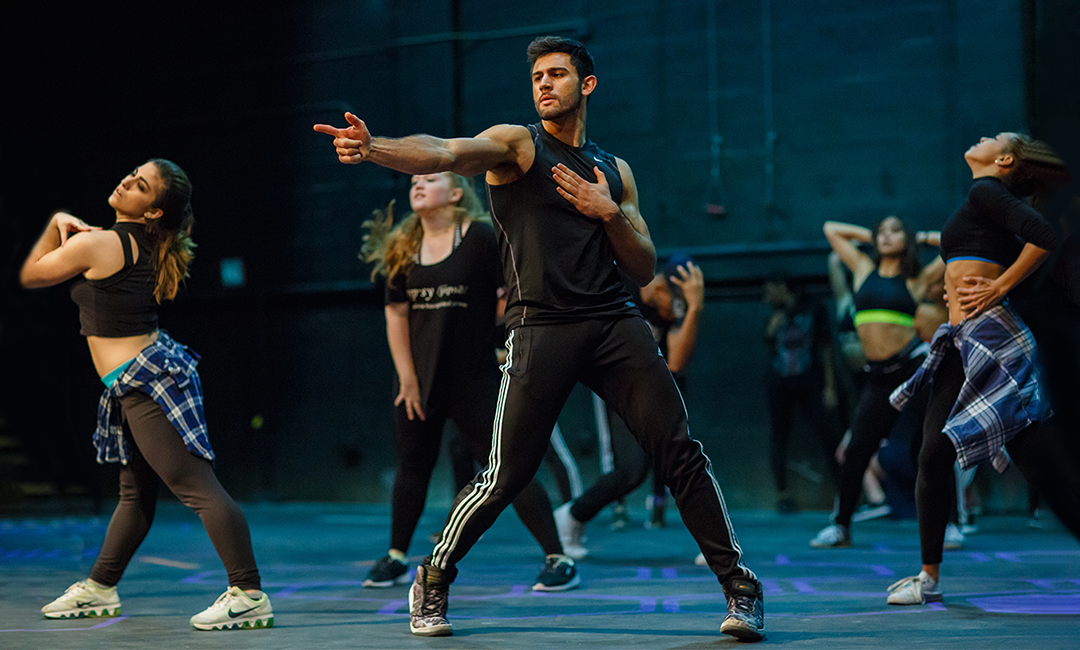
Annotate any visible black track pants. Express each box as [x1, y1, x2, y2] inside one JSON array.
[[430, 316, 756, 587]]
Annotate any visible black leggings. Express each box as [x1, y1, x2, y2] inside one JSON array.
[[430, 317, 755, 587], [834, 348, 926, 527], [389, 369, 561, 556], [918, 346, 1080, 564], [766, 374, 841, 493], [89, 390, 260, 590], [570, 402, 650, 523]]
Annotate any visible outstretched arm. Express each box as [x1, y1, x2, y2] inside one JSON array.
[[552, 158, 656, 285], [313, 112, 530, 179]]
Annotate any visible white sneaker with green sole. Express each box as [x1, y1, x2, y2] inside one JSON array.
[[41, 580, 121, 619], [190, 586, 274, 630]]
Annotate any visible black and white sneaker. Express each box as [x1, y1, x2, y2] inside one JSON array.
[[409, 561, 453, 636], [363, 555, 410, 588], [532, 554, 580, 592], [720, 577, 764, 642]]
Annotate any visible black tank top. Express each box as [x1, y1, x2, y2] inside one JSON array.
[[69, 222, 159, 337], [487, 124, 638, 329], [853, 270, 918, 327]]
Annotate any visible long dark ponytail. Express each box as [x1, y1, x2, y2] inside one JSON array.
[[1002, 134, 1072, 210], [145, 158, 196, 302]]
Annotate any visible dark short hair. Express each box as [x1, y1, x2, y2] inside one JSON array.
[[526, 36, 594, 80]]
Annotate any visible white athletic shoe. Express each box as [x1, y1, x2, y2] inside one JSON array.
[[41, 580, 121, 619], [694, 552, 708, 566], [190, 586, 274, 631], [554, 502, 589, 559], [809, 524, 851, 548], [943, 523, 965, 550], [887, 571, 942, 605]]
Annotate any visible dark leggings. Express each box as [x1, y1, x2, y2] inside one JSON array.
[[431, 317, 755, 587], [390, 369, 561, 556], [919, 346, 1080, 564], [89, 390, 260, 590], [834, 349, 926, 528], [766, 374, 841, 493], [570, 403, 650, 523]]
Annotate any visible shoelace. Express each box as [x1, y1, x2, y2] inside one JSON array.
[[420, 583, 449, 617], [887, 576, 920, 593], [730, 594, 758, 617]]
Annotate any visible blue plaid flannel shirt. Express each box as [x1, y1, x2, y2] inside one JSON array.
[[890, 302, 1048, 473], [94, 331, 215, 465]]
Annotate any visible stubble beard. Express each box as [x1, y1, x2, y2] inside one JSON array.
[[536, 91, 582, 121]]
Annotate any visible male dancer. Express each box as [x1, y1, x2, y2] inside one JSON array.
[[315, 36, 764, 642]]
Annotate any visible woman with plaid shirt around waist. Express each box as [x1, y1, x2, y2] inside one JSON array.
[[886, 133, 1070, 606], [21, 160, 272, 631]]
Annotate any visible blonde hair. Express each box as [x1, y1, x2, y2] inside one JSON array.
[[361, 173, 486, 280], [145, 159, 196, 303]]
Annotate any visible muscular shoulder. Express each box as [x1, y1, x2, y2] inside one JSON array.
[[478, 124, 535, 185]]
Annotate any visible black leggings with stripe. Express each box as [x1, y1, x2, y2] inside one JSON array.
[[430, 316, 756, 587]]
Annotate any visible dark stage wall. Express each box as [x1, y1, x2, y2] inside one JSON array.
[[2, 1, 1076, 509]]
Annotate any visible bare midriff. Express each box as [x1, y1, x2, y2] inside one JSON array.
[[87, 330, 159, 378], [945, 259, 1005, 326], [856, 322, 919, 361]]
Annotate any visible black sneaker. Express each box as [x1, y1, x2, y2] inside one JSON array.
[[720, 577, 764, 642], [409, 561, 453, 636], [532, 554, 580, 592], [363, 555, 410, 588]]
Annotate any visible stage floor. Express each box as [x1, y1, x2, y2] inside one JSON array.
[[2, 501, 1079, 648]]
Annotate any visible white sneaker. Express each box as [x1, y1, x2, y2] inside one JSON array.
[[190, 586, 273, 631], [554, 502, 589, 559], [943, 523, 965, 550], [809, 524, 851, 548], [887, 571, 942, 605], [41, 580, 121, 619], [694, 552, 707, 566]]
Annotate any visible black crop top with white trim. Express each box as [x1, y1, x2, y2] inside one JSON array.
[[940, 176, 1058, 266], [69, 222, 159, 337]]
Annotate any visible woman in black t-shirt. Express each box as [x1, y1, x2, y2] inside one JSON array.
[[360, 172, 576, 592]]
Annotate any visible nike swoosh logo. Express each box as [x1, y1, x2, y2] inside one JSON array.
[[76, 601, 94, 608], [228, 606, 258, 618]]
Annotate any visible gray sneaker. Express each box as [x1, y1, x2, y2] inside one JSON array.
[[409, 562, 453, 636], [720, 578, 765, 642]]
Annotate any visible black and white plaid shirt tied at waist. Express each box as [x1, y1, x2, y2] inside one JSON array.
[[94, 330, 215, 465], [890, 302, 1050, 473]]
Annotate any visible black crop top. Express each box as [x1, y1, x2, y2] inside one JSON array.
[[940, 176, 1059, 266], [853, 270, 918, 327], [69, 222, 159, 337]]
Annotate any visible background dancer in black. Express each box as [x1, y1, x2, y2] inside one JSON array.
[[762, 275, 842, 514], [811, 216, 943, 548], [21, 160, 272, 631], [359, 172, 576, 592], [315, 36, 764, 642]]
